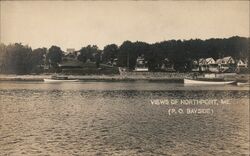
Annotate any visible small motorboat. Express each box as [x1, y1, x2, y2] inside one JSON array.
[[237, 82, 250, 86], [44, 75, 78, 82], [184, 78, 235, 85]]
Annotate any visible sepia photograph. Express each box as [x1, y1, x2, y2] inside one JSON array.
[[0, 0, 249, 155]]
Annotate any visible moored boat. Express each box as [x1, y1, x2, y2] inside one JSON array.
[[237, 82, 250, 86], [44, 75, 78, 82], [184, 78, 235, 85], [44, 79, 78, 82]]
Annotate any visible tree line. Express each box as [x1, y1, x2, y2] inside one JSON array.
[[0, 36, 249, 74]]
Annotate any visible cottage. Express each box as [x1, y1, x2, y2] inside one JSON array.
[[107, 58, 118, 66], [205, 58, 216, 64], [197, 57, 217, 72], [216, 56, 235, 64], [198, 58, 206, 65], [134, 56, 148, 72], [191, 60, 199, 72], [216, 56, 235, 72], [161, 58, 175, 72], [237, 59, 247, 68], [198, 58, 207, 71]]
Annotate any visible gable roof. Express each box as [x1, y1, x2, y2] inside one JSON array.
[[216, 59, 222, 64], [205, 57, 215, 64], [216, 56, 235, 64]]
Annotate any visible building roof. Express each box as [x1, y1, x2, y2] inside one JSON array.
[[66, 48, 75, 53], [237, 59, 246, 64], [216, 56, 234, 64], [205, 57, 215, 63], [216, 59, 222, 64]]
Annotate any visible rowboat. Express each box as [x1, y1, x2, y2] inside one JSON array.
[[184, 78, 235, 85], [44, 78, 78, 82]]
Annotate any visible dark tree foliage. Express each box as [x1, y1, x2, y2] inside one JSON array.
[[47, 46, 63, 67], [0, 36, 249, 74], [102, 44, 118, 63], [77, 45, 99, 63], [95, 52, 101, 68], [30, 48, 47, 72], [0, 43, 32, 74], [116, 36, 249, 72], [117, 41, 151, 69]]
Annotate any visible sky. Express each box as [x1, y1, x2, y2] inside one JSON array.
[[0, 1, 249, 51]]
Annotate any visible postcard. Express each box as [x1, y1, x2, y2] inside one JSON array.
[[0, 1, 249, 155]]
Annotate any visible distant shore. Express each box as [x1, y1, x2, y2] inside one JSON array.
[[0, 73, 249, 82], [0, 74, 184, 82]]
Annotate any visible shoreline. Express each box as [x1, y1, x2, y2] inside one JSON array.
[[0, 73, 249, 82], [0, 74, 184, 82]]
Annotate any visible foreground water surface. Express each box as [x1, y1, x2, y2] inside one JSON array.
[[0, 81, 249, 156]]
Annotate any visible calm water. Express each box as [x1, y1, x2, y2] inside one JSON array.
[[0, 81, 249, 156]]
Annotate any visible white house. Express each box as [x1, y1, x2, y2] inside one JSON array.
[[216, 56, 235, 65], [134, 56, 148, 72], [237, 59, 247, 68], [205, 58, 216, 64], [205, 58, 219, 73], [198, 57, 217, 72], [216, 56, 235, 72]]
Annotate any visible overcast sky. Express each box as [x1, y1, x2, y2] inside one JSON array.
[[0, 1, 249, 51]]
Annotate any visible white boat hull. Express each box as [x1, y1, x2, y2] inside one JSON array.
[[237, 82, 250, 86], [44, 79, 78, 82], [184, 79, 235, 85]]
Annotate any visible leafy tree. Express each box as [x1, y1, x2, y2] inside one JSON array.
[[31, 48, 46, 66], [77, 45, 100, 63], [0, 43, 32, 74], [102, 44, 118, 63], [47, 46, 63, 67], [30, 48, 47, 72], [95, 52, 101, 68]]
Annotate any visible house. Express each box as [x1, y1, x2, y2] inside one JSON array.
[[198, 57, 216, 72], [205, 58, 219, 73], [216, 56, 235, 72], [198, 58, 206, 66], [236, 59, 247, 68], [161, 58, 175, 72], [107, 58, 118, 66], [216, 56, 235, 64], [208, 63, 219, 73], [198, 58, 207, 71], [134, 56, 148, 72], [66, 48, 75, 53], [191, 60, 199, 72], [205, 58, 216, 64]]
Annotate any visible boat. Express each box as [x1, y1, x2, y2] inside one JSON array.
[[44, 79, 78, 82], [237, 82, 250, 86], [44, 75, 78, 82], [184, 78, 235, 85]]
